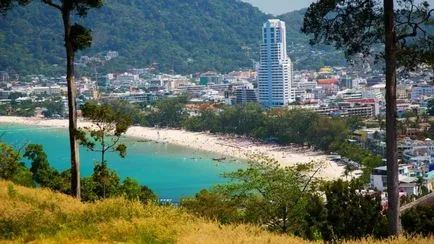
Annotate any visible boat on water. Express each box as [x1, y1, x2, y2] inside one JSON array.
[[212, 157, 226, 162]]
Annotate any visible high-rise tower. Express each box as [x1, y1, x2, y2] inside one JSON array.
[[257, 19, 293, 107]]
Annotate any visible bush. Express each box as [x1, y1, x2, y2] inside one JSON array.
[[402, 205, 434, 237]]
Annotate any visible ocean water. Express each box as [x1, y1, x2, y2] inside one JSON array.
[[0, 123, 244, 200]]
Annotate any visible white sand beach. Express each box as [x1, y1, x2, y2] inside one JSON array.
[[0, 116, 347, 180]]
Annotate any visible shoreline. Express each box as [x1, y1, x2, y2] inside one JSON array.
[[0, 116, 347, 180]]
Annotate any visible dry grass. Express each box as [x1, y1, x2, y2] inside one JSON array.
[[0, 180, 433, 243]]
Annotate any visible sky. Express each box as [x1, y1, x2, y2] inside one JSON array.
[[243, 0, 316, 15], [243, 0, 434, 15]]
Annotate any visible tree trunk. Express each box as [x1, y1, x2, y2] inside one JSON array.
[[383, 0, 400, 235], [62, 9, 80, 200]]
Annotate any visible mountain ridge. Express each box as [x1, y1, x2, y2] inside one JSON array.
[[0, 0, 345, 75]]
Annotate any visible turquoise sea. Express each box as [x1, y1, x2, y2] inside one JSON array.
[[0, 123, 244, 201]]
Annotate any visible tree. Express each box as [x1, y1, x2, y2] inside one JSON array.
[[7, 92, 24, 100], [78, 101, 132, 164], [1, 0, 104, 200], [42, 98, 65, 118], [24, 144, 53, 187], [147, 96, 188, 128], [91, 162, 120, 199], [121, 177, 157, 204], [11, 163, 33, 187], [318, 180, 388, 241], [302, 0, 433, 235], [0, 142, 33, 186], [0, 142, 21, 180], [427, 98, 434, 116], [77, 101, 132, 198], [23, 143, 71, 192], [401, 205, 434, 237], [107, 99, 148, 126], [181, 189, 241, 224], [217, 156, 319, 234]]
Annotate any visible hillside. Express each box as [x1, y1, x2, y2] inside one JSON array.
[[0, 0, 345, 76], [0, 180, 306, 243], [1, 180, 433, 243]]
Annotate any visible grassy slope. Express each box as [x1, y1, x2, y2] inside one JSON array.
[[0, 180, 432, 243]]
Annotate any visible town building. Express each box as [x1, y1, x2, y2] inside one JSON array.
[[257, 19, 294, 107], [411, 85, 434, 101], [234, 86, 257, 105], [0, 89, 11, 99], [32, 86, 63, 96], [370, 165, 421, 195]]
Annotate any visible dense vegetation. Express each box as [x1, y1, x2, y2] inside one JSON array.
[[4, 180, 434, 243], [0, 180, 311, 243], [401, 205, 434, 237], [1, 167, 432, 242], [0, 94, 65, 118], [181, 157, 388, 241], [0, 0, 346, 75], [147, 100, 349, 151]]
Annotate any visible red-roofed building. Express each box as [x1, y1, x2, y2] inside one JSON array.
[[317, 79, 338, 85], [317, 79, 339, 94], [345, 98, 377, 104]]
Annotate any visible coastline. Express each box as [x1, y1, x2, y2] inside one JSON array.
[[0, 116, 346, 180]]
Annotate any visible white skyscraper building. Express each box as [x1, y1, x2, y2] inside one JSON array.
[[258, 19, 294, 107]]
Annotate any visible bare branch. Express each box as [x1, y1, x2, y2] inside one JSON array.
[[41, 0, 61, 10]]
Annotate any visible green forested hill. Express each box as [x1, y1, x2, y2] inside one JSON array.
[[0, 0, 345, 75]]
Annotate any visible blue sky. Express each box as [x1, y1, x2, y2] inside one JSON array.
[[243, 0, 312, 14], [244, 0, 434, 15]]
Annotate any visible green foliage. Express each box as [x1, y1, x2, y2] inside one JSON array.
[[24, 144, 51, 185], [23, 143, 60, 188], [70, 23, 92, 52], [182, 109, 219, 132], [0, 180, 329, 243], [81, 164, 157, 203], [0, 0, 31, 13], [107, 99, 148, 126], [217, 103, 267, 137], [2, 100, 36, 117], [330, 140, 383, 184], [0, 140, 155, 204], [318, 179, 388, 241], [301, 0, 434, 67], [401, 205, 434, 237], [147, 96, 188, 128], [182, 156, 359, 239], [41, 98, 64, 118], [22, 143, 71, 192], [73, 0, 103, 17], [0, 142, 33, 187], [80, 175, 99, 201], [91, 162, 121, 199], [175, 101, 348, 152], [307, 116, 348, 150], [77, 101, 132, 163], [427, 98, 434, 116], [0, 0, 347, 75], [121, 177, 157, 204], [11, 162, 33, 187], [7, 92, 24, 100], [181, 189, 241, 224], [0, 142, 21, 180], [215, 156, 317, 234]]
